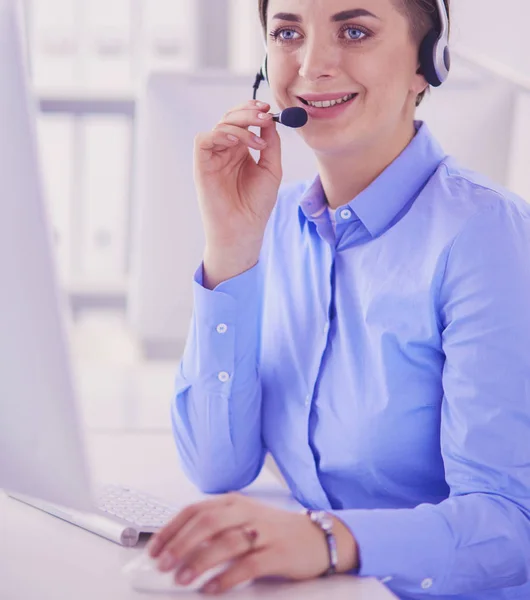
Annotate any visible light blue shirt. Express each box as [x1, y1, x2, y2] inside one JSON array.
[[171, 122, 530, 599]]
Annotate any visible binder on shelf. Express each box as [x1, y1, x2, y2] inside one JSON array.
[[36, 114, 75, 282], [31, 0, 79, 89], [139, 0, 194, 72], [81, 0, 132, 91], [80, 115, 131, 281]]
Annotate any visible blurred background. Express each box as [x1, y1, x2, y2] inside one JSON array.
[[24, 0, 530, 433]]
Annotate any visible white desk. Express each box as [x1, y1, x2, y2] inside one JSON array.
[[0, 432, 396, 599]]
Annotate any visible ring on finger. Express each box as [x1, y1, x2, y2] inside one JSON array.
[[241, 527, 259, 550]]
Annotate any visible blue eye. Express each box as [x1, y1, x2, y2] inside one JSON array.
[[344, 27, 366, 41], [280, 29, 299, 41], [270, 28, 301, 42]]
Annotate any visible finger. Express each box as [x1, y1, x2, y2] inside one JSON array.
[[201, 549, 277, 595], [174, 528, 256, 587], [222, 99, 270, 120], [194, 130, 239, 157], [148, 497, 230, 558], [218, 108, 275, 130], [209, 124, 269, 152], [159, 505, 253, 571], [257, 119, 282, 178]]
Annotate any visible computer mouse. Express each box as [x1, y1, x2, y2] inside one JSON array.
[[122, 551, 230, 593]]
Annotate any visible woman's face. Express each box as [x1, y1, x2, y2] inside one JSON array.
[[265, 0, 428, 154]]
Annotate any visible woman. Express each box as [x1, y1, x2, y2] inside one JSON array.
[[148, 0, 530, 597]]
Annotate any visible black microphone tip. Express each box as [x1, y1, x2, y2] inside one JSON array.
[[276, 107, 308, 128]]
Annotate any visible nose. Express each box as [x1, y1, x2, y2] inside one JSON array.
[[298, 36, 341, 82]]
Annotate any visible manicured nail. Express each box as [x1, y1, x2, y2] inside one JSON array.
[[202, 581, 220, 594], [253, 135, 266, 146], [158, 552, 176, 571], [258, 112, 271, 120], [255, 101, 268, 108], [147, 536, 159, 556], [227, 134, 238, 143], [177, 568, 195, 585]]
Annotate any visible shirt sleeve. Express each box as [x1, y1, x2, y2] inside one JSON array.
[[171, 260, 266, 493], [331, 199, 530, 597]]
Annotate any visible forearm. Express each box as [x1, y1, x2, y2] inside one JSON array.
[[171, 263, 265, 493], [332, 493, 530, 597]]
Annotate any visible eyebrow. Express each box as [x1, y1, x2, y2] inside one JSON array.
[[271, 9, 380, 23]]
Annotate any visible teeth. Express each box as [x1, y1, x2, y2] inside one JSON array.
[[306, 93, 356, 108]]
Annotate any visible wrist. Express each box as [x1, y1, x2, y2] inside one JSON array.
[[305, 510, 359, 576], [331, 515, 360, 574], [203, 242, 261, 290]]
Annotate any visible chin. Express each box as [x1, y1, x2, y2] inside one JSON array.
[[298, 127, 359, 156]]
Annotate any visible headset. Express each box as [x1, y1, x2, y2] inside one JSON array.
[[253, 0, 450, 99]]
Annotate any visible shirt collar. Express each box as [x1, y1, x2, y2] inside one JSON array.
[[298, 121, 447, 237]]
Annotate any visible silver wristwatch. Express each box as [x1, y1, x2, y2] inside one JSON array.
[[304, 510, 338, 576]]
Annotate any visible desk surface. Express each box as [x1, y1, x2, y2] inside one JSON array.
[[0, 431, 396, 600]]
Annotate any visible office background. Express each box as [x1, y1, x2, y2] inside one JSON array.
[[24, 0, 530, 431]]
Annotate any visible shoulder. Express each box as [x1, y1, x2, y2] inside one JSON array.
[[434, 159, 530, 289], [435, 157, 530, 227]]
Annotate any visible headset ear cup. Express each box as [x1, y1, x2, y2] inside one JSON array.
[[419, 29, 442, 87]]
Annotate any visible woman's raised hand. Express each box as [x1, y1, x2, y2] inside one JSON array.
[[193, 100, 282, 288]]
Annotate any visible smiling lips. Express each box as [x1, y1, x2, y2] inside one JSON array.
[[300, 93, 357, 108], [296, 92, 359, 119]]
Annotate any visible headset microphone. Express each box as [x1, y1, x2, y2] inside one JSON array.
[[272, 107, 308, 128], [252, 54, 309, 129]]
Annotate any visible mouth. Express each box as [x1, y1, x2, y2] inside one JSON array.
[[296, 93, 359, 120], [298, 93, 358, 108]]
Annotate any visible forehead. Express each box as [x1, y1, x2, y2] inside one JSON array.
[[266, 0, 396, 17]]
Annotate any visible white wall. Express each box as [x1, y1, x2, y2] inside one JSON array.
[[451, 0, 530, 78]]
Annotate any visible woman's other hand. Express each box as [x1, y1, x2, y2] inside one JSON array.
[[147, 493, 359, 594]]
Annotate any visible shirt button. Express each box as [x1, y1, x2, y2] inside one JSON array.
[[218, 371, 230, 383], [340, 208, 352, 220], [216, 323, 228, 334], [421, 578, 433, 590], [305, 395, 311, 407]]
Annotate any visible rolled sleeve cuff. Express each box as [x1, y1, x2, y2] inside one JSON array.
[[332, 505, 453, 596], [185, 263, 261, 393]]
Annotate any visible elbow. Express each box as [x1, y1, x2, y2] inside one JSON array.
[[186, 457, 264, 495]]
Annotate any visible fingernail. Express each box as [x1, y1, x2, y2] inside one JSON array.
[[202, 581, 220, 594], [256, 101, 268, 108], [177, 568, 195, 585], [258, 112, 271, 120], [147, 537, 159, 556], [253, 135, 267, 146], [158, 552, 176, 572]]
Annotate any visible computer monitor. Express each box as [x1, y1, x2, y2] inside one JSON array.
[[127, 71, 318, 357], [0, 0, 93, 512]]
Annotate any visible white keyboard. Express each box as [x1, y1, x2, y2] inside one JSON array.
[[8, 484, 180, 547], [96, 484, 177, 530]]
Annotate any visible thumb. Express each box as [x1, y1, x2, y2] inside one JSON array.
[[257, 120, 282, 179]]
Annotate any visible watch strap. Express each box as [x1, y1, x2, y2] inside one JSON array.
[[305, 509, 338, 576]]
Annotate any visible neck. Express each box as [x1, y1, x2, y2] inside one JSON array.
[[317, 119, 417, 210]]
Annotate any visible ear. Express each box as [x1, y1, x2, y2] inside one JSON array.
[[413, 64, 429, 95]]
